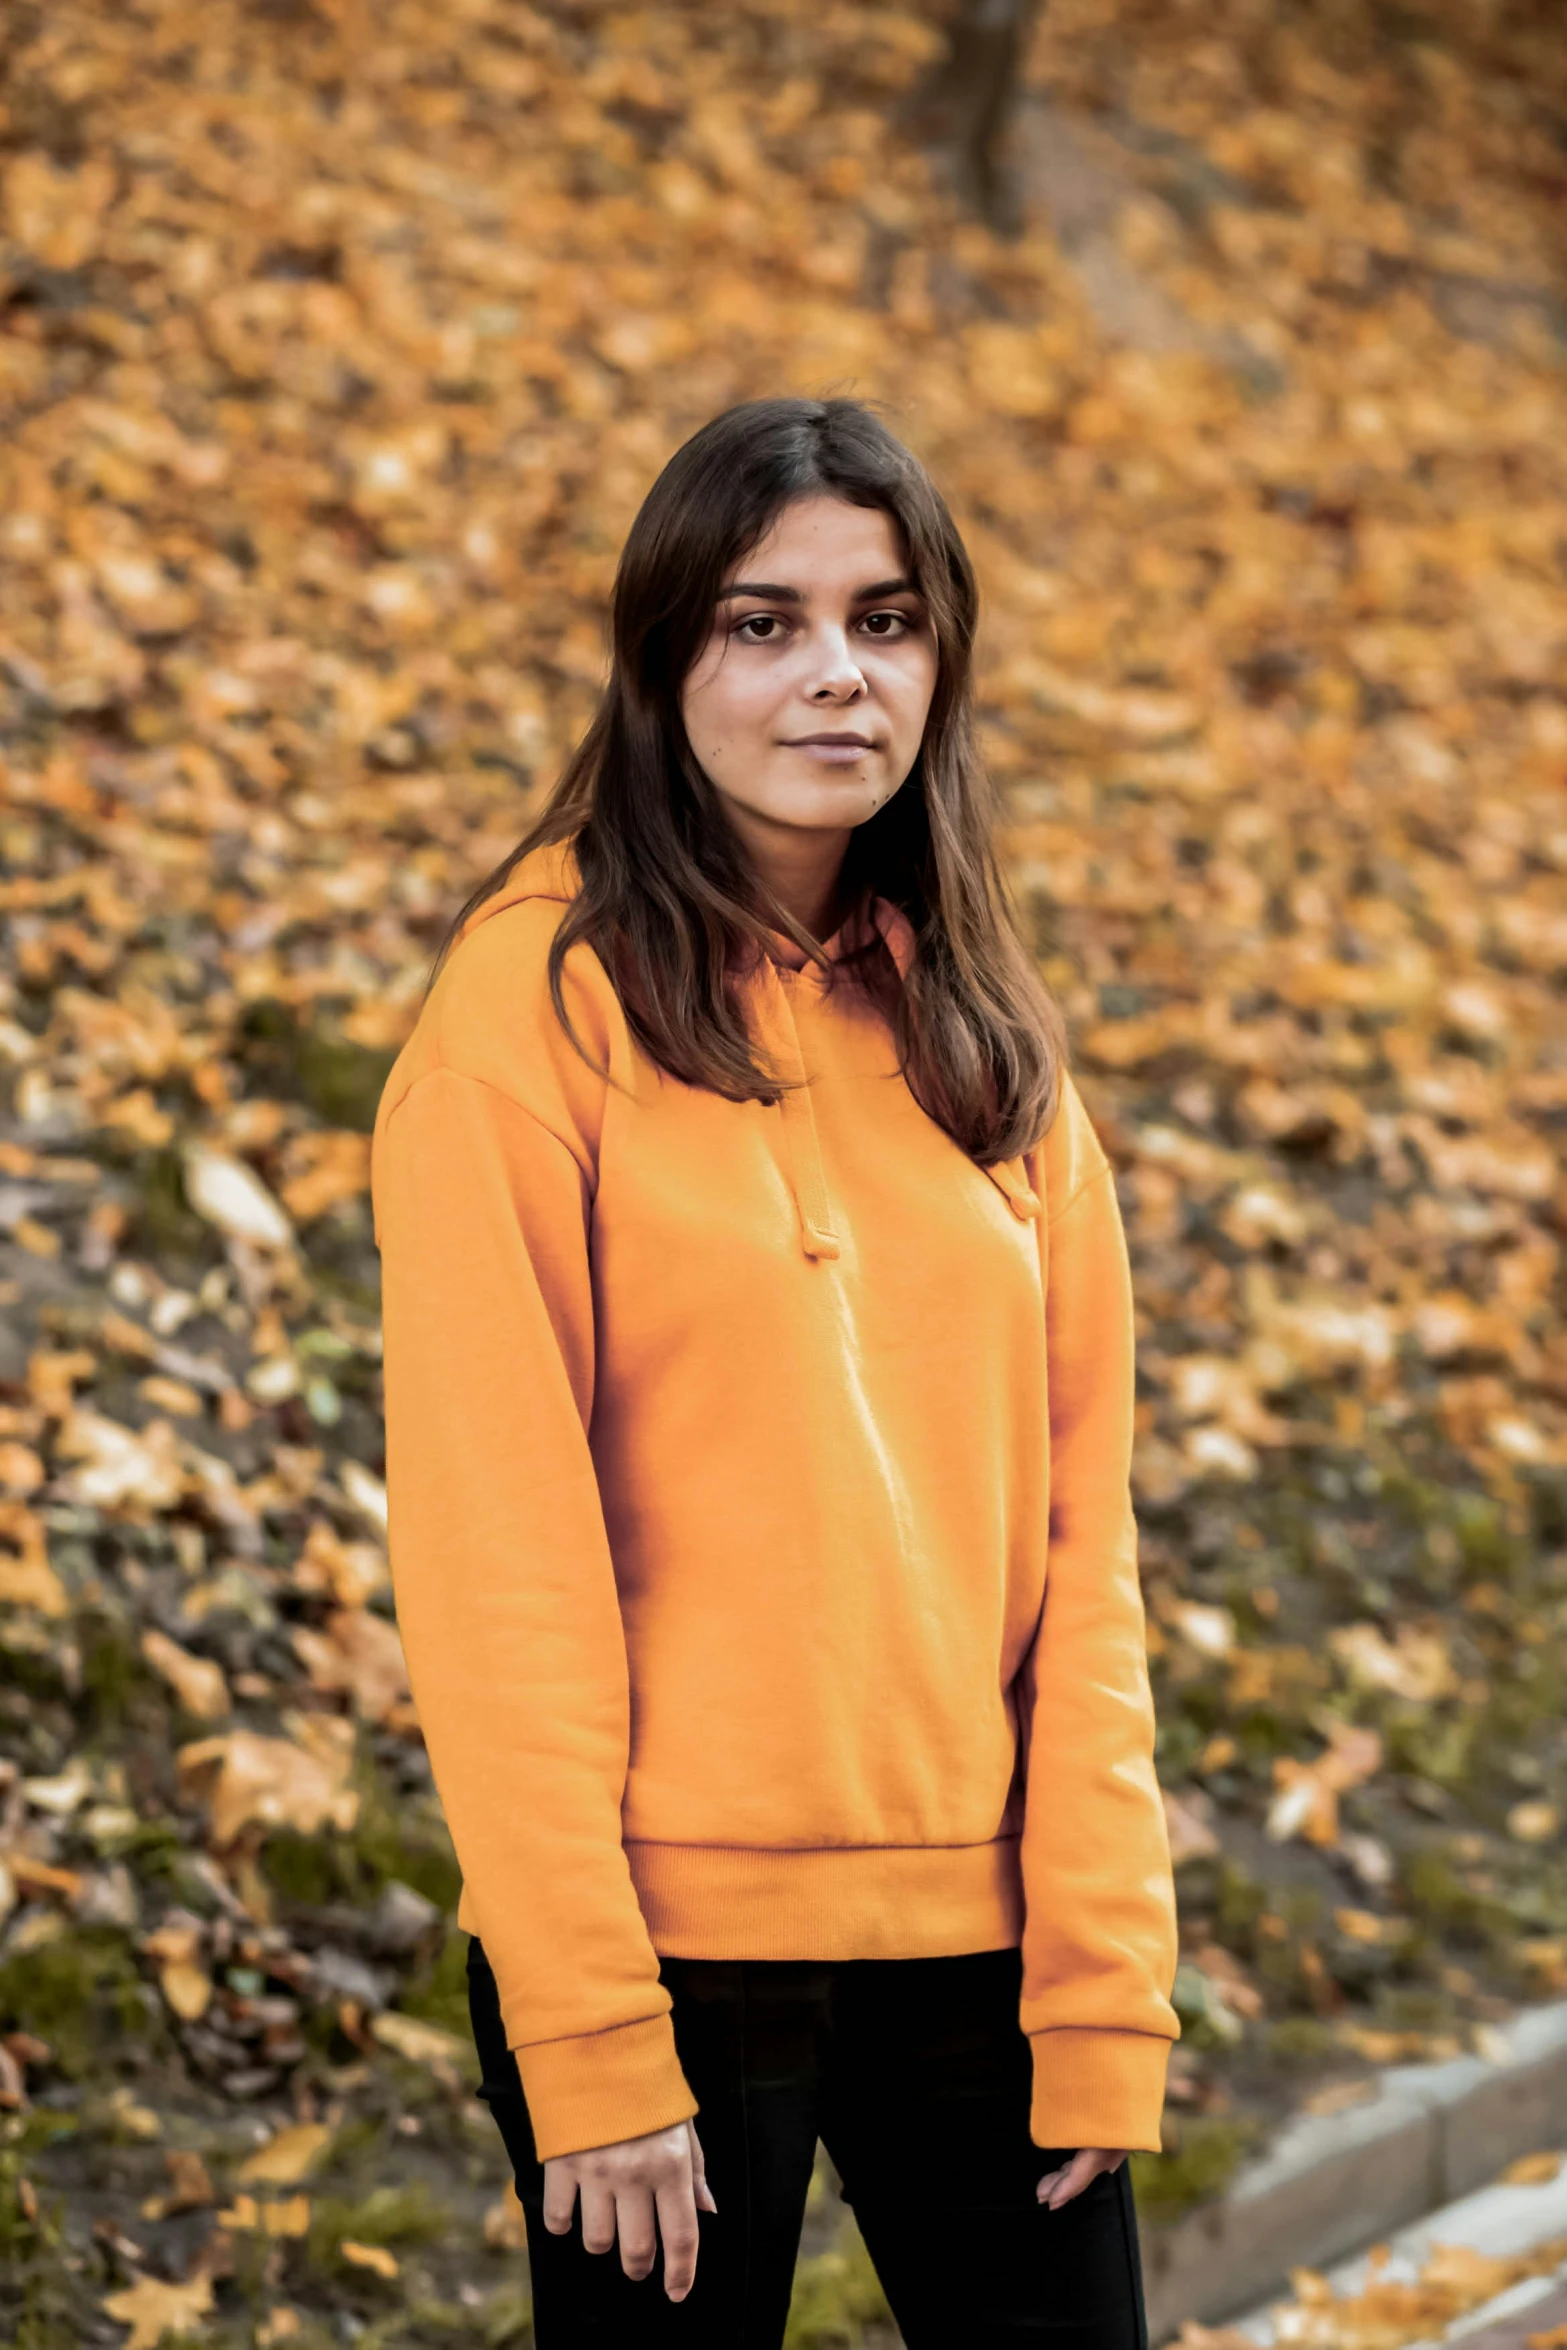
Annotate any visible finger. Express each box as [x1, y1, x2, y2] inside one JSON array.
[[655, 2167, 702, 2302], [542, 2162, 578, 2237], [579, 2175, 618, 2256], [1035, 2168, 1065, 2201], [1047, 2150, 1100, 2210], [615, 2183, 658, 2283], [688, 2122, 718, 2215]]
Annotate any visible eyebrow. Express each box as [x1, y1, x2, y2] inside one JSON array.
[[716, 575, 920, 603]]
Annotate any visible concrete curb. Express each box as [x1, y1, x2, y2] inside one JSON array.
[[1143, 1998, 1567, 2342]]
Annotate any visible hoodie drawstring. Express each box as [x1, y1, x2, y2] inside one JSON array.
[[756, 964, 842, 1261]]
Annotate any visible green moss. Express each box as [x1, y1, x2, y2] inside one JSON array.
[[0, 1929, 156, 2080], [784, 2215, 893, 2346], [307, 2182, 451, 2268], [1400, 1848, 1510, 1947], [78, 1612, 167, 1742], [394, 1924, 470, 2038], [1132, 2115, 1254, 2223], [1265, 2016, 1338, 2067], [259, 1828, 339, 1909], [1450, 1491, 1521, 1585], [350, 1782, 463, 1914], [481, 2285, 534, 2345], [134, 1148, 217, 1260], [260, 1764, 461, 1919], [236, 999, 397, 1134]]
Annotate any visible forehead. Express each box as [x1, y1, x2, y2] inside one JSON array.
[[729, 495, 906, 585]]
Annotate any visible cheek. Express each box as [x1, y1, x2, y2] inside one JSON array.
[[884, 647, 938, 744], [684, 659, 773, 754]]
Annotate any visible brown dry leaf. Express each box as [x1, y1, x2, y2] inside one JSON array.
[[483, 2181, 528, 2252], [370, 2011, 466, 2069], [1507, 1801, 1561, 1845], [235, 2122, 333, 2187], [0, 1441, 45, 1496], [1329, 1623, 1456, 1704], [176, 1718, 358, 1845], [277, 1131, 371, 1223], [290, 1519, 389, 1609], [1163, 1788, 1221, 1868], [218, 2191, 311, 2237], [140, 2148, 214, 2220], [1500, 2151, 1563, 2187], [292, 1607, 409, 1722], [0, 1500, 67, 1615], [340, 2240, 399, 2279], [101, 2271, 214, 2350], [55, 1411, 185, 1512], [141, 1629, 230, 1722], [1267, 1725, 1383, 1848]]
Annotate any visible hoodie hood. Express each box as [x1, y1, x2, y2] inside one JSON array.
[[453, 835, 1038, 1252]]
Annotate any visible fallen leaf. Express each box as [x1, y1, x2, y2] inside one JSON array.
[[1500, 2151, 1563, 2187], [177, 1720, 359, 1845], [340, 2240, 399, 2278], [370, 2010, 467, 2068], [219, 2192, 311, 2237], [141, 1629, 230, 1722], [101, 2271, 214, 2350], [182, 1148, 294, 1250], [140, 2148, 214, 2219], [1163, 1787, 1221, 1867], [483, 2181, 528, 2251], [236, 2122, 333, 2186], [293, 1607, 409, 1722]]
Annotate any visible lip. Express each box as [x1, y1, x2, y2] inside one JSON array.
[[783, 733, 879, 750]]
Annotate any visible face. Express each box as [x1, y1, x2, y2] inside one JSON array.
[[679, 495, 938, 877]]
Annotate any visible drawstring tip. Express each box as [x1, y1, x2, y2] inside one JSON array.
[[801, 1227, 841, 1261]]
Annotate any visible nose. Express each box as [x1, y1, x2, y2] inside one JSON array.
[[804, 622, 866, 703]]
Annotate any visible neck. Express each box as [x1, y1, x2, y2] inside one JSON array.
[[725, 810, 851, 941]]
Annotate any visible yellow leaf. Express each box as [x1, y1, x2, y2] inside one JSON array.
[[101, 2271, 214, 2350], [341, 2240, 399, 2278], [370, 2010, 466, 2068], [218, 2191, 309, 2236], [176, 1722, 358, 1845], [236, 2122, 333, 2186], [158, 1958, 212, 2022], [1500, 2150, 1563, 2187], [484, 2181, 528, 2251], [142, 1629, 230, 1722]]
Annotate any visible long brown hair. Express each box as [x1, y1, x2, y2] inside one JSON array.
[[436, 397, 1066, 1164]]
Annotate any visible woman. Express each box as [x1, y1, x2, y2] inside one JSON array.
[[372, 397, 1178, 2349]]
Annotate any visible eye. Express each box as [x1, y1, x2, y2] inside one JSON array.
[[859, 609, 912, 638], [733, 612, 786, 642]]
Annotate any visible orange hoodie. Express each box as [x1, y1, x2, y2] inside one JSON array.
[[371, 839, 1178, 2163]]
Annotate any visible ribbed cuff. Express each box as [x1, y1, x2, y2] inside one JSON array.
[[513, 2013, 699, 2163], [1029, 2027, 1172, 2155]]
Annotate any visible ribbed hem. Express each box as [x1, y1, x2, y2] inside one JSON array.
[[513, 2013, 698, 2164], [626, 1836, 1024, 1960], [1029, 2026, 1173, 2155]]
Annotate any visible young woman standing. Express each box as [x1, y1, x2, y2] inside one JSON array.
[[372, 398, 1178, 2349]]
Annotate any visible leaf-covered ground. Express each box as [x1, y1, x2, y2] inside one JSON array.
[[0, 1, 1564, 2343]]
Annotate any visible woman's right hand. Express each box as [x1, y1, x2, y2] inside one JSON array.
[[543, 2118, 717, 2300]]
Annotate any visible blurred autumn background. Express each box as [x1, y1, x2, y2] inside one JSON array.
[[1, 0, 1565, 2343]]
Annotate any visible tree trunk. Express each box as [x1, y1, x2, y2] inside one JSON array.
[[904, 0, 1042, 235]]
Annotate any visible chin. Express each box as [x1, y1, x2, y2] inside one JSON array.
[[760, 775, 884, 829]]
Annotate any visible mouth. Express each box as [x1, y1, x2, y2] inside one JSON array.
[[783, 733, 879, 751]]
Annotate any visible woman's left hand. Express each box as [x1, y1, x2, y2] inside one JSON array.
[[1036, 2148, 1127, 2211]]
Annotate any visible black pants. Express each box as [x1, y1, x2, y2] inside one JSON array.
[[467, 1937, 1150, 2350]]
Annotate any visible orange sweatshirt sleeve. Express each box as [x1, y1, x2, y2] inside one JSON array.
[[1018, 1079, 1180, 2154], [374, 1060, 698, 2162]]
